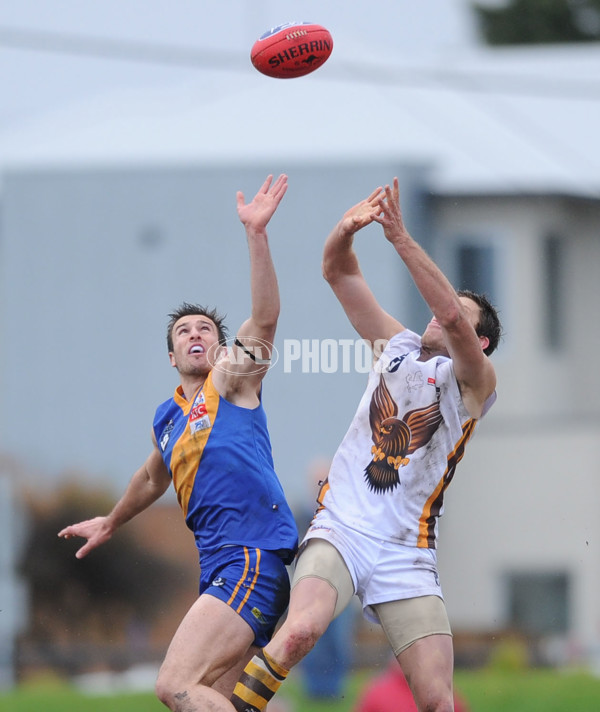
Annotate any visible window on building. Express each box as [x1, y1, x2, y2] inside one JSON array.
[[543, 233, 563, 351], [456, 243, 497, 300], [505, 571, 570, 635]]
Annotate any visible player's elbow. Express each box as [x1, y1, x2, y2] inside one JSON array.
[[437, 300, 464, 330], [253, 306, 280, 332], [322, 257, 341, 286]]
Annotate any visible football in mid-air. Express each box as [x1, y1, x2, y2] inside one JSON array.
[[251, 22, 333, 79]]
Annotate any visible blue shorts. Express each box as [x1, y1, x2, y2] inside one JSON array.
[[199, 546, 291, 647]]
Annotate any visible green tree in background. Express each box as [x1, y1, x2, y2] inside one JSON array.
[[473, 0, 600, 44]]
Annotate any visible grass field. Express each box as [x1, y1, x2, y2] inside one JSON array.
[[1, 668, 600, 711]]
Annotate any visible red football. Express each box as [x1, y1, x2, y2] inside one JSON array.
[[251, 22, 333, 79]]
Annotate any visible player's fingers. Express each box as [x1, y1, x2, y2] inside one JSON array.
[[271, 174, 288, 199], [366, 186, 383, 203], [75, 543, 93, 559], [58, 526, 77, 538], [259, 174, 274, 193]]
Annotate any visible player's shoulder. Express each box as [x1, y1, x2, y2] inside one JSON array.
[[386, 328, 421, 352]]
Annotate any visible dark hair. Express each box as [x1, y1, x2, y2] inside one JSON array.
[[457, 289, 502, 356], [166, 303, 229, 352]]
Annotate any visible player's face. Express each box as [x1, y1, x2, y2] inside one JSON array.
[[169, 315, 223, 376], [421, 297, 482, 354]]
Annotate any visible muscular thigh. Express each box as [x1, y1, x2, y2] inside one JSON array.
[[159, 594, 255, 689], [292, 538, 354, 619], [374, 595, 451, 656]]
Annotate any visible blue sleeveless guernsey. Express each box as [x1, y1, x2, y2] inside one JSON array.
[[153, 371, 297, 563]]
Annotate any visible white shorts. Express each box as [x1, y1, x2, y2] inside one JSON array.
[[301, 513, 444, 624]]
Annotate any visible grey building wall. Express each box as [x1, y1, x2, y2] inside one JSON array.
[[0, 161, 430, 505]]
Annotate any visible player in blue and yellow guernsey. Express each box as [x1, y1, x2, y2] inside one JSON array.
[[59, 174, 298, 712]]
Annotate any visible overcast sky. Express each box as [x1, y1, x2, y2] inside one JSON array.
[[0, 0, 489, 132]]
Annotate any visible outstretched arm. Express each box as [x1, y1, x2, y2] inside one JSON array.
[[374, 178, 496, 416], [213, 174, 288, 398], [58, 437, 171, 559], [322, 186, 404, 351]]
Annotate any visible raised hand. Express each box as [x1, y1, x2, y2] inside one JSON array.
[[372, 177, 410, 245], [338, 186, 384, 235], [236, 174, 288, 232]]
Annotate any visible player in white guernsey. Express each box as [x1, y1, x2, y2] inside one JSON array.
[[230, 179, 501, 712]]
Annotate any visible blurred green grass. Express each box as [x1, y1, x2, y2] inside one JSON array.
[[1, 668, 599, 711]]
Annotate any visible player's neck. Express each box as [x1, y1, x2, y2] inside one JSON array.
[[418, 345, 446, 362], [179, 373, 208, 401]]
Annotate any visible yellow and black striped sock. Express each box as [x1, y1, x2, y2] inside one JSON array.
[[231, 649, 289, 712]]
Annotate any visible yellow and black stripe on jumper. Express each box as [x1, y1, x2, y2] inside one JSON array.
[[417, 418, 477, 548], [231, 649, 289, 712]]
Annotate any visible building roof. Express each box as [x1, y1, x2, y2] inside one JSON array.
[[1, 42, 599, 197]]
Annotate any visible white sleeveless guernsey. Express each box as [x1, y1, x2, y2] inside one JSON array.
[[316, 329, 495, 549]]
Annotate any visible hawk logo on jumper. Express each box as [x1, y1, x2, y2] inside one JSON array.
[[365, 375, 443, 493], [189, 391, 211, 433], [159, 419, 174, 451], [211, 577, 226, 587]]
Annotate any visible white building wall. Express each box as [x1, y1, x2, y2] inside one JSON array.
[[439, 428, 600, 652]]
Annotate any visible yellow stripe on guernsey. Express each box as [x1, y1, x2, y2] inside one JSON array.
[[417, 418, 477, 548], [170, 372, 220, 520]]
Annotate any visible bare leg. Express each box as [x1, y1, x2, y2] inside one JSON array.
[[398, 634, 455, 712], [264, 576, 338, 667], [212, 645, 260, 698], [156, 594, 254, 712]]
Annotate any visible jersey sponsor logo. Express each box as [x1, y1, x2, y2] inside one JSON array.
[[428, 377, 436, 385], [190, 402, 207, 421], [386, 353, 408, 373], [211, 576, 226, 587], [159, 419, 174, 451], [189, 391, 211, 433]]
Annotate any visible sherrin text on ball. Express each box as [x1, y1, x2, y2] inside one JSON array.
[[251, 21, 333, 79]]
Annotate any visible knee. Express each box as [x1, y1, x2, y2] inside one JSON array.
[[154, 669, 174, 709], [418, 693, 454, 712], [155, 667, 193, 710], [280, 614, 328, 659], [422, 704, 454, 712]]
